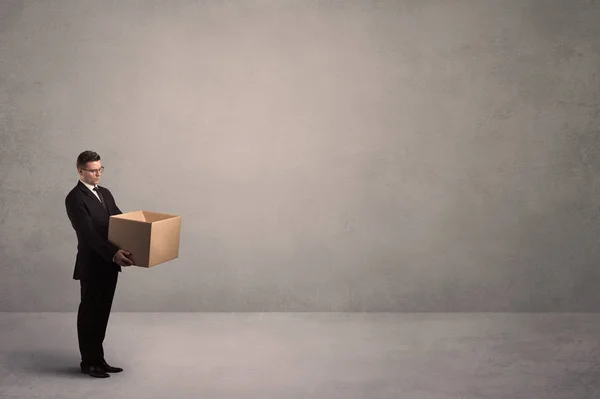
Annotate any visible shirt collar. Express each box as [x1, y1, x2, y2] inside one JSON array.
[[80, 179, 98, 191]]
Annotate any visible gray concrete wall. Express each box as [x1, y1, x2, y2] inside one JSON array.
[[1, 0, 599, 312]]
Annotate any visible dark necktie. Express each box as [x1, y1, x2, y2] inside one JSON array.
[[93, 186, 108, 211]]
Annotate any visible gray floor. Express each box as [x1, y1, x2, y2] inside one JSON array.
[[1, 313, 600, 398]]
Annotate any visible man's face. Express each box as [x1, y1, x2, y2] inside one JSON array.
[[78, 161, 103, 185]]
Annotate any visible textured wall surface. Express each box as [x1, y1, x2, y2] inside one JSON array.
[[1, 0, 599, 312]]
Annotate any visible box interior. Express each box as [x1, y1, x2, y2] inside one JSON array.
[[142, 211, 176, 223], [114, 210, 177, 223]]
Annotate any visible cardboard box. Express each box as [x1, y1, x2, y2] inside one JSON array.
[[108, 210, 182, 267]]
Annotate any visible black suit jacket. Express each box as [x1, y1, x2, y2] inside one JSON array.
[[65, 180, 124, 280]]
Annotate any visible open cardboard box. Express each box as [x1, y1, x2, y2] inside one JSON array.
[[108, 210, 182, 267]]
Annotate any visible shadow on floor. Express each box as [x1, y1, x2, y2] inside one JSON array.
[[7, 350, 83, 377]]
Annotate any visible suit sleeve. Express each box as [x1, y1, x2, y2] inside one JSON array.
[[105, 188, 123, 215], [65, 194, 120, 264]]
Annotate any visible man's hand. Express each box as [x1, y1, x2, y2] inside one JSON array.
[[114, 249, 134, 267]]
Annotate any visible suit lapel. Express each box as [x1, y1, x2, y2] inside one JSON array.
[[77, 181, 108, 215]]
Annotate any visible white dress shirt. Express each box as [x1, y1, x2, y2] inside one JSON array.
[[80, 179, 102, 202]]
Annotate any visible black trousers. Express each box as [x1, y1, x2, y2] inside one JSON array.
[[77, 273, 118, 365]]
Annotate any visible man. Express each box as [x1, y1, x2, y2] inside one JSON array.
[[65, 150, 134, 378]]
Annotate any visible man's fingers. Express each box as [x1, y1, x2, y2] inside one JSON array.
[[117, 254, 133, 266]]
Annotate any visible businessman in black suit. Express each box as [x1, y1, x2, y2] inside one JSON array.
[[65, 150, 134, 378]]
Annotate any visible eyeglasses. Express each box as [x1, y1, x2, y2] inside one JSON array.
[[82, 166, 105, 175]]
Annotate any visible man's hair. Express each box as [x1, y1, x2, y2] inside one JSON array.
[[76, 150, 101, 169]]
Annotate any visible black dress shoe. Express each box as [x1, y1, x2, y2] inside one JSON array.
[[101, 360, 123, 373], [81, 364, 110, 378]]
